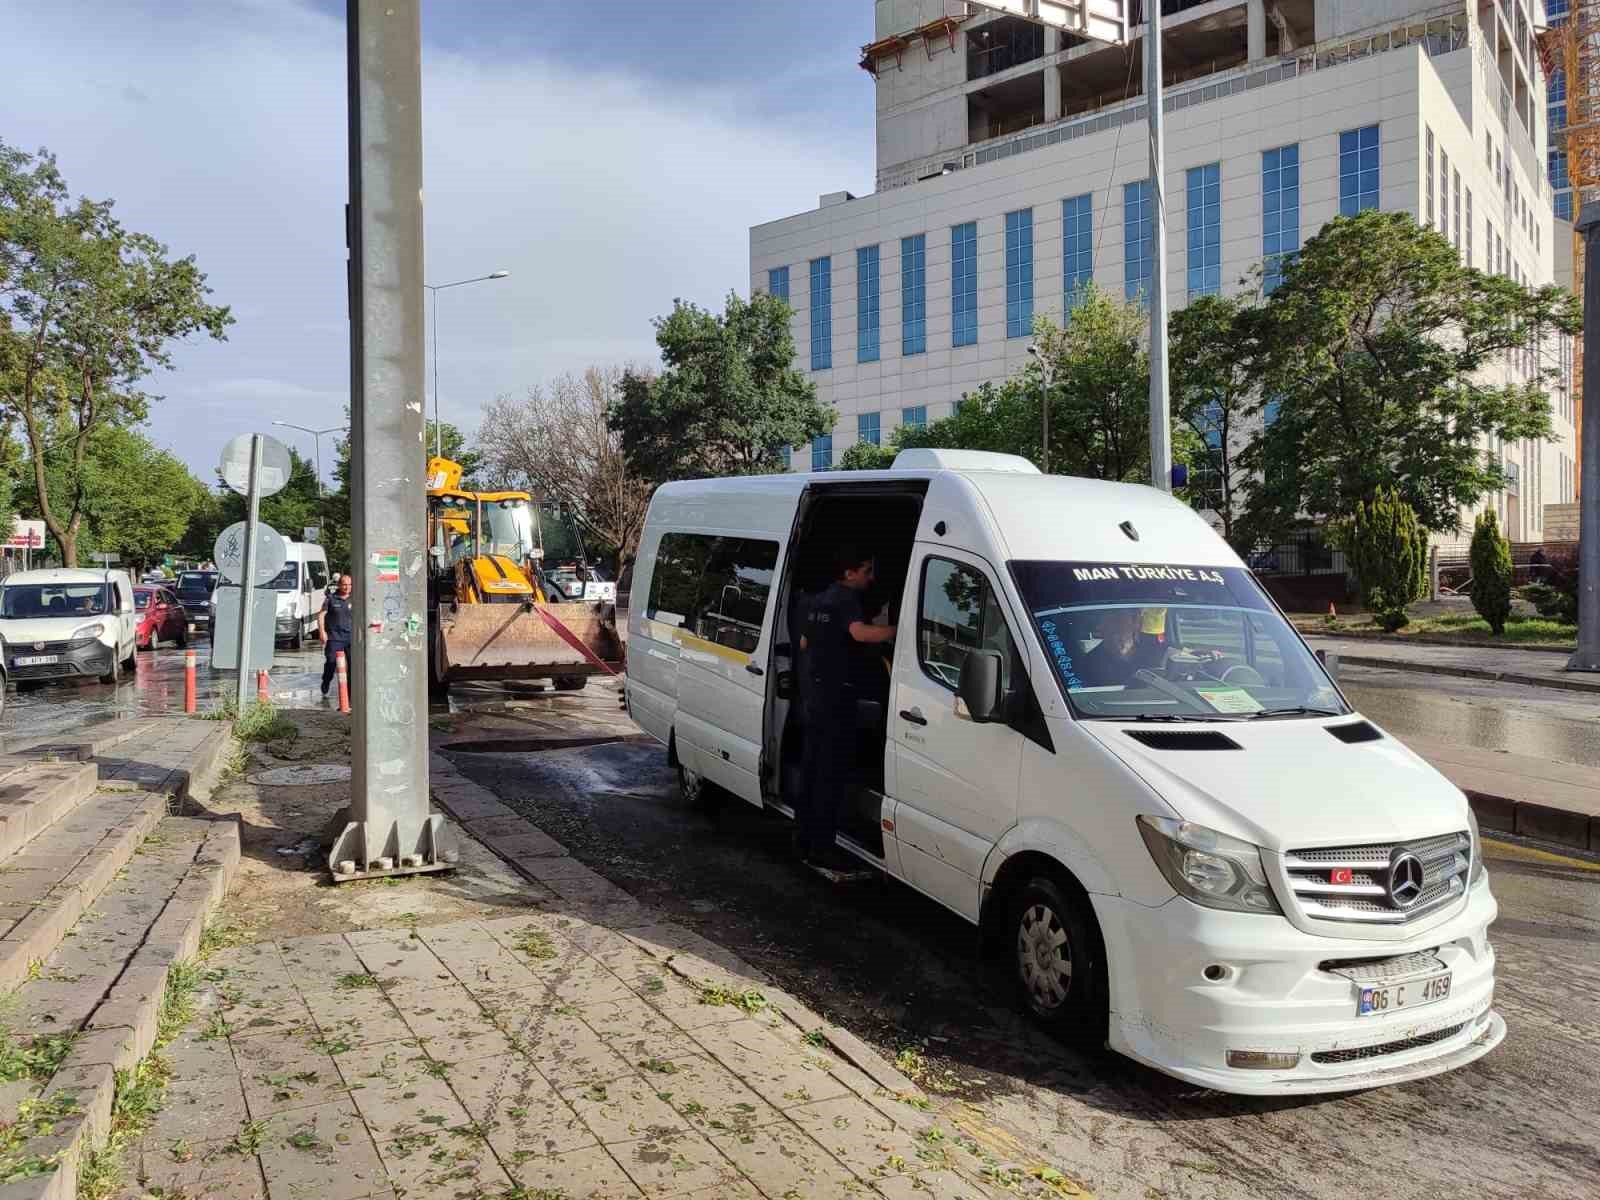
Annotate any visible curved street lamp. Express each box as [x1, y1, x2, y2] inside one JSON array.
[[424, 270, 511, 459]]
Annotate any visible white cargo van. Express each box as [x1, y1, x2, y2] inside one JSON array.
[[0, 568, 139, 686], [626, 450, 1501, 1095]]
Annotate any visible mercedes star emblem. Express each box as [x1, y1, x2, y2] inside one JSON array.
[[1387, 850, 1426, 909]]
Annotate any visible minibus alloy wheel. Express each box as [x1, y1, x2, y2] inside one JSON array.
[[1011, 874, 1104, 1041], [677, 762, 721, 812]]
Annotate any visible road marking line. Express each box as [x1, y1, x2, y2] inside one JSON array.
[[1483, 838, 1600, 873]]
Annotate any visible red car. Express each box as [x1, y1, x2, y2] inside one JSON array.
[[134, 586, 189, 650]]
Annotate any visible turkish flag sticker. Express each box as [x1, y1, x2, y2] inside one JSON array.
[[1330, 867, 1354, 885]]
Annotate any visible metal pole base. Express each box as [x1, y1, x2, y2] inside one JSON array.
[[327, 812, 458, 882], [1565, 650, 1600, 673]]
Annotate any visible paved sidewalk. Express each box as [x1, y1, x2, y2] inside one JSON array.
[[109, 710, 1045, 1200], [1305, 635, 1600, 694], [1402, 734, 1600, 851]]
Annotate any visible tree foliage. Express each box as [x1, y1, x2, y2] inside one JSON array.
[[1242, 210, 1578, 539], [1334, 487, 1426, 631], [609, 292, 833, 481], [1469, 509, 1513, 635], [1170, 293, 1258, 549], [837, 441, 897, 471], [0, 141, 232, 564], [478, 367, 654, 566]]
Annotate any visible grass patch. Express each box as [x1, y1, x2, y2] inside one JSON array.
[[1305, 611, 1576, 649], [234, 702, 297, 744], [0, 1093, 81, 1183], [698, 984, 767, 1014], [336, 973, 380, 991], [802, 1028, 828, 1049], [198, 914, 257, 957], [511, 929, 558, 961], [0, 1031, 75, 1084], [229, 1118, 268, 1156]]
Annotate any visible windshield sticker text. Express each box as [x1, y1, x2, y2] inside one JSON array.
[[1072, 565, 1226, 585], [1038, 619, 1083, 689]]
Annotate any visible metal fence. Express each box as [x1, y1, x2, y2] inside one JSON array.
[[1246, 531, 1348, 578]]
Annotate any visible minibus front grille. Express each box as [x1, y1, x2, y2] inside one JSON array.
[[1310, 1023, 1466, 1065], [1283, 832, 1470, 924]]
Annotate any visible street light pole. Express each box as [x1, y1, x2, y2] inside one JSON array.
[[272, 421, 348, 503], [1570, 202, 1600, 672], [1146, 0, 1172, 492], [1027, 343, 1051, 473], [423, 270, 510, 459]]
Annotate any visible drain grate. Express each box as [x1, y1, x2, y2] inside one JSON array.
[[248, 763, 353, 787]]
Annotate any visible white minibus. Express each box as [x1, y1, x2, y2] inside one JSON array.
[[625, 449, 1501, 1095]]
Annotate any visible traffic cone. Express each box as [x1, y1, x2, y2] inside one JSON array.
[[336, 650, 351, 714], [257, 670, 270, 703], [183, 650, 197, 714]]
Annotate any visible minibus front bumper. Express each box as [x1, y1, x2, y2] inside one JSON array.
[[1095, 877, 1502, 1095]]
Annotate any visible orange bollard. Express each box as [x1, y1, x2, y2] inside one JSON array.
[[184, 650, 197, 714], [336, 650, 350, 714], [257, 669, 270, 703]]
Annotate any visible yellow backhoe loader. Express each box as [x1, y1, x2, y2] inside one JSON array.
[[425, 457, 624, 696]]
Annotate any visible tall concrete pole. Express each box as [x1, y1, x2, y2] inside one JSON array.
[[1569, 202, 1600, 672], [330, 0, 455, 878], [1147, 0, 1172, 492]]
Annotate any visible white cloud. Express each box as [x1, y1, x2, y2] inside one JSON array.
[[0, 0, 872, 479]]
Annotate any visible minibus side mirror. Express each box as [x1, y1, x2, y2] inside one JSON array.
[[958, 649, 1003, 723]]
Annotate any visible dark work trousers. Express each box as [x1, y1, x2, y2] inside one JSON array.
[[798, 688, 857, 860], [322, 639, 351, 693]]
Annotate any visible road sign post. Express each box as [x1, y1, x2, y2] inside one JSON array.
[[329, 0, 454, 882], [234, 435, 265, 712]]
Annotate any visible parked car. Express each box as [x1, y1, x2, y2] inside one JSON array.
[[134, 585, 188, 650], [176, 570, 219, 632], [0, 568, 139, 686]]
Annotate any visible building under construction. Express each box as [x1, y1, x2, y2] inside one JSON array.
[[752, 1, 1578, 543]]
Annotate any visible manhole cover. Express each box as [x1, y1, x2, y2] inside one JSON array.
[[248, 764, 352, 787]]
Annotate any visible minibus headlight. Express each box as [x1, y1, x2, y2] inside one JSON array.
[[1467, 807, 1486, 885], [1137, 815, 1282, 915]]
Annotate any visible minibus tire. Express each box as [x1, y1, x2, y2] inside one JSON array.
[[1010, 874, 1106, 1045], [677, 763, 722, 812]]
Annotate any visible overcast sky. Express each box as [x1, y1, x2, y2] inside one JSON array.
[[0, 0, 875, 481]]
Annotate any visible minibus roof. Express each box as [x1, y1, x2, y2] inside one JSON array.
[[651, 451, 1242, 570]]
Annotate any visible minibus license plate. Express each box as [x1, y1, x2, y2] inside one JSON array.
[[1358, 971, 1451, 1017], [15, 655, 58, 667]]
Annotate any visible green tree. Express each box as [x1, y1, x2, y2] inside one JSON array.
[[0, 142, 232, 565], [1243, 210, 1578, 539], [1469, 509, 1513, 635], [837, 441, 897, 471], [217, 447, 321, 544], [610, 292, 832, 481], [1334, 487, 1427, 632], [1171, 293, 1258, 549]]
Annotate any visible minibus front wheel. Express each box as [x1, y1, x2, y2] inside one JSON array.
[[669, 733, 721, 813], [1010, 873, 1107, 1046]]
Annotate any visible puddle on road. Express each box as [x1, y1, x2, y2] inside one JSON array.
[[443, 734, 647, 755]]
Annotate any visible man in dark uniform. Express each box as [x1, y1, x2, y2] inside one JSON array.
[[318, 574, 354, 699], [798, 545, 896, 872]]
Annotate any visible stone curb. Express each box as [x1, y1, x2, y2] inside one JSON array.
[[10, 818, 243, 1200], [1467, 791, 1600, 854], [1327, 650, 1600, 695], [1297, 629, 1574, 656], [0, 794, 168, 994], [427, 753, 932, 1110]]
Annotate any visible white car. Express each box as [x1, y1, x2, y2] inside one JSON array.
[[626, 449, 1501, 1096], [0, 568, 139, 686]]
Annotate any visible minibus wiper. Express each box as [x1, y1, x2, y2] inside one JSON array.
[[1094, 712, 1243, 723], [1245, 706, 1345, 719]]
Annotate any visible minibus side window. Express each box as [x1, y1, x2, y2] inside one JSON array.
[[646, 532, 778, 655], [918, 559, 1017, 693]]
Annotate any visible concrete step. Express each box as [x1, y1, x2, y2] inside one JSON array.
[[2, 717, 159, 763], [0, 790, 171, 995], [0, 815, 240, 1200], [0, 760, 100, 862]]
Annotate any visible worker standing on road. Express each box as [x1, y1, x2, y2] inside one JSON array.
[[318, 574, 354, 700], [798, 545, 895, 874]]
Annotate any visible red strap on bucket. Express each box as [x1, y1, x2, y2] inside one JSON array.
[[534, 604, 619, 676]]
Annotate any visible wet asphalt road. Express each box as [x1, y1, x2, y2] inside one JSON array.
[[0, 634, 328, 744], [444, 701, 1600, 1200]]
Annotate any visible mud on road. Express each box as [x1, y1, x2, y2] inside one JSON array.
[[437, 693, 1600, 1200]]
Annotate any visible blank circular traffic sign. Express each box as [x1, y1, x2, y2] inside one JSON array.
[[214, 521, 288, 586], [219, 433, 293, 499]]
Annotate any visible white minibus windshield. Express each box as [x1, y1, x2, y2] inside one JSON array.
[[1011, 561, 1347, 721]]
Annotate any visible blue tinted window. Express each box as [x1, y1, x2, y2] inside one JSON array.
[[809, 257, 831, 370], [901, 234, 926, 356], [1551, 149, 1571, 191], [857, 412, 880, 446], [857, 245, 880, 363], [780, 445, 792, 470], [901, 405, 926, 431], [811, 434, 832, 471], [1005, 208, 1034, 338], [1186, 163, 1220, 300], [1556, 190, 1574, 220], [1339, 125, 1379, 216], [1123, 179, 1153, 302], [951, 222, 978, 346], [768, 266, 789, 302], [1062, 194, 1092, 309], [1262, 145, 1300, 294]]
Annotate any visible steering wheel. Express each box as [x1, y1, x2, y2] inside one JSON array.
[[1219, 664, 1267, 687]]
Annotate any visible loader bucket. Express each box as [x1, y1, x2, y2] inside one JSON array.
[[436, 601, 624, 682]]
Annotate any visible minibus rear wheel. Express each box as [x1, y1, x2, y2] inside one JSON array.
[[676, 762, 722, 813], [1010, 874, 1106, 1045]]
